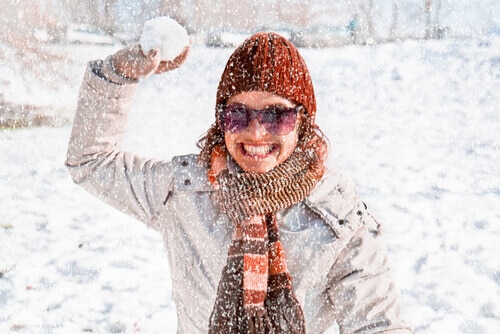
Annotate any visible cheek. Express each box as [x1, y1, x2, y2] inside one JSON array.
[[278, 132, 299, 157], [224, 133, 239, 157], [224, 133, 235, 149]]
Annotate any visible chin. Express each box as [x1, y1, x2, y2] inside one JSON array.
[[238, 159, 277, 173]]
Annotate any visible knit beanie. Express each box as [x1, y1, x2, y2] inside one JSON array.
[[215, 32, 317, 121]]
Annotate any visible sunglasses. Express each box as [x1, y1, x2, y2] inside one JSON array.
[[218, 103, 302, 135]]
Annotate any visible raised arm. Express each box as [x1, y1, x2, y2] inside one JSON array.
[[65, 44, 190, 228]]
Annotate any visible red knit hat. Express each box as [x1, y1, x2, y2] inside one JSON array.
[[216, 32, 317, 120]]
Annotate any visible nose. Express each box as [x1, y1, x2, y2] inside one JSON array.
[[245, 118, 268, 138]]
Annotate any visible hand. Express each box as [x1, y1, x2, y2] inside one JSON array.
[[111, 43, 190, 80]]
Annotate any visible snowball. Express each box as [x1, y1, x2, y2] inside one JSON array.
[[139, 17, 189, 61]]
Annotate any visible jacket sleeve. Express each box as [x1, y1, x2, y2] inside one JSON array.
[[327, 217, 414, 334], [65, 60, 175, 229]]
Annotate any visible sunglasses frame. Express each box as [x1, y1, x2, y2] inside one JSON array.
[[217, 103, 304, 135]]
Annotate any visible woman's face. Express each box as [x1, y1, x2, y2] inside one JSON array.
[[224, 91, 300, 173]]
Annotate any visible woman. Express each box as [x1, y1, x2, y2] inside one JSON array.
[[66, 32, 413, 333]]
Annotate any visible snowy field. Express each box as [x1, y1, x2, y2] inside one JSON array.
[[0, 34, 499, 333]]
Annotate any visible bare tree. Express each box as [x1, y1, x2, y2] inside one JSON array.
[[425, 0, 445, 39], [358, 0, 376, 43], [425, 0, 433, 38], [0, 1, 66, 60], [101, 0, 118, 35], [389, 0, 401, 41], [434, 0, 445, 38], [0, 0, 72, 125]]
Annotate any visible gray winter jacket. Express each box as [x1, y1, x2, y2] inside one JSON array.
[[66, 61, 414, 334]]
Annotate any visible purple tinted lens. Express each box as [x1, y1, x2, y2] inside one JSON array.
[[261, 108, 297, 135], [222, 106, 248, 133], [220, 104, 298, 135]]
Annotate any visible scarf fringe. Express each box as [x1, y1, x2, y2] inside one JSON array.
[[266, 288, 306, 334], [245, 305, 274, 334]]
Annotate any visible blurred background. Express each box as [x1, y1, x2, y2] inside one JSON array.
[[2, 0, 498, 51], [1, 0, 497, 124]]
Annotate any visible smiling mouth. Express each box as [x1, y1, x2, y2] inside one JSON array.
[[240, 143, 278, 157]]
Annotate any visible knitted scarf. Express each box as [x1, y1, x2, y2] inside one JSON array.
[[208, 150, 321, 333]]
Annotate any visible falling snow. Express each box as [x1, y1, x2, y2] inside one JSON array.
[[0, 1, 499, 333]]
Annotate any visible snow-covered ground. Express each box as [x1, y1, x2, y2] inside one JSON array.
[[0, 33, 499, 333]]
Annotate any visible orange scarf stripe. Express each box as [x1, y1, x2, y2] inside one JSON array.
[[268, 242, 288, 276], [243, 254, 268, 274], [234, 223, 267, 240], [244, 290, 267, 306]]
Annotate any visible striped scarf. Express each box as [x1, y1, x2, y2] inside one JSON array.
[[208, 151, 321, 333]]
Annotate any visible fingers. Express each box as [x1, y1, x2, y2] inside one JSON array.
[[155, 43, 191, 74], [112, 44, 151, 80], [145, 48, 162, 74], [129, 45, 160, 77], [112, 40, 190, 79]]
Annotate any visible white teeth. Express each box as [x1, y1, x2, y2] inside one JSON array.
[[243, 144, 273, 155]]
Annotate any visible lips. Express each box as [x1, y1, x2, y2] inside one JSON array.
[[240, 143, 278, 157]]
